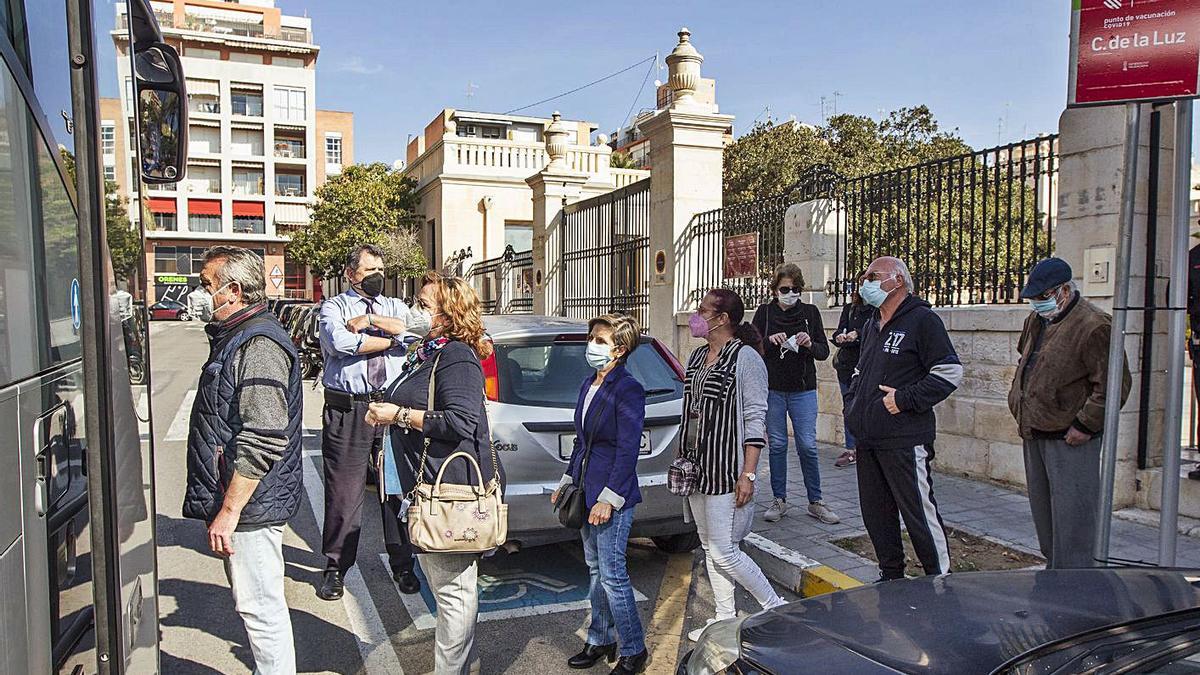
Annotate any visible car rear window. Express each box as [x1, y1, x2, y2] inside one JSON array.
[[493, 338, 683, 408]]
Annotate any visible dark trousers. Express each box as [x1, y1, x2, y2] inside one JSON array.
[[857, 444, 951, 579], [1023, 436, 1100, 569], [321, 401, 413, 573]]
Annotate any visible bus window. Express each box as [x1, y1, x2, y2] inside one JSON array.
[[21, 0, 75, 158]]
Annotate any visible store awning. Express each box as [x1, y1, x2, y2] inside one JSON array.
[[188, 199, 221, 215], [146, 197, 176, 213], [274, 202, 308, 224], [232, 201, 264, 217]]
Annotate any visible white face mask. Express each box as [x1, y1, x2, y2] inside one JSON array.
[[777, 291, 800, 308], [405, 306, 433, 336], [206, 282, 234, 322]]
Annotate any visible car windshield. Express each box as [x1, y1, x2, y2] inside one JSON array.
[[493, 337, 682, 408]]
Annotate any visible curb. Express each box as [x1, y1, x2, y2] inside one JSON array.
[[743, 532, 863, 597]]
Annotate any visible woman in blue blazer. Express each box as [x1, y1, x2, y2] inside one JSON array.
[[552, 313, 647, 675]]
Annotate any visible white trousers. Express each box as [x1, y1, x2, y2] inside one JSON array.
[[223, 524, 296, 675], [688, 492, 786, 620], [419, 552, 481, 675]]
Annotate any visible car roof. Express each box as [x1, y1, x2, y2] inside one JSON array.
[[482, 314, 591, 340]]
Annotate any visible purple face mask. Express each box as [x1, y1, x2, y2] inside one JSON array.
[[689, 312, 713, 338]]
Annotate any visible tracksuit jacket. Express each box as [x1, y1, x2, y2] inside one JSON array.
[[845, 295, 963, 450]]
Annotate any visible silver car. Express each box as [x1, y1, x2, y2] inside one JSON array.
[[482, 315, 699, 553]]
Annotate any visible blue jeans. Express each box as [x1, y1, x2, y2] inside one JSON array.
[[838, 380, 857, 450], [767, 389, 821, 503], [581, 505, 645, 656]]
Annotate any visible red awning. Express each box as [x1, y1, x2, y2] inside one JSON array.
[[188, 199, 221, 216], [232, 201, 265, 217], [147, 197, 176, 213]]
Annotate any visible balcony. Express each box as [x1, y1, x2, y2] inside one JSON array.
[[275, 174, 307, 198], [404, 136, 649, 190], [273, 139, 306, 160]]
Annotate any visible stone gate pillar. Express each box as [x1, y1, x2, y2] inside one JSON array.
[[528, 112, 588, 316], [640, 28, 735, 351]]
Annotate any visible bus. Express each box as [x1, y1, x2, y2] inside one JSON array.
[[0, 1, 186, 672]]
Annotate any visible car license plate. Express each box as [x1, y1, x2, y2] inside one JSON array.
[[558, 431, 652, 460]]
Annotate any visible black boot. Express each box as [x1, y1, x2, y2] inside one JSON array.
[[609, 650, 648, 675], [317, 569, 344, 600], [394, 569, 421, 595], [567, 642, 616, 669]]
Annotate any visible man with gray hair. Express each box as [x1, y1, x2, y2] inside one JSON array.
[[182, 246, 303, 673], [844, 256, 962, 581], [1008, 257, 1130, 568]]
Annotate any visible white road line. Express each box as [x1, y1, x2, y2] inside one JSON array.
[[301, 447, 403, 674], [136, 391, 148, 420], [163, 390, 196, 442]]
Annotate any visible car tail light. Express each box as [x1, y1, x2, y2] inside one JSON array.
[[481, 351, 499, 401], [652, 338, 686, 381]]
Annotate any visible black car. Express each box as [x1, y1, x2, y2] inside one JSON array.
[[680, 568, 1200, 675]]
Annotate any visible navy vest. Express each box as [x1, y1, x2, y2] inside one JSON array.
[[182, 310, 304, 526]]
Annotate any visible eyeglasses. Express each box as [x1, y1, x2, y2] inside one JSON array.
[[860, 271, 895, 282], [777, 286, 798, 294], [1032, 286, 1062, 301]]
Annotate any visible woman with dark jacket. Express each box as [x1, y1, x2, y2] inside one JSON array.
[[832, 289, 871, 467], [552, 313, 647, 675], [751, 263, 838, 525], [366, 272, 503, 675]]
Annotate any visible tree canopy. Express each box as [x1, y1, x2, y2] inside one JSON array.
[[722, 105, 973, 204], [58, 147, 142, 285], [286, 162, 426, 279]]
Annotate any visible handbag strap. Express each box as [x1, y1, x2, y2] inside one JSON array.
[[574, 380, 610, 486], [412, 351, 502, 495]]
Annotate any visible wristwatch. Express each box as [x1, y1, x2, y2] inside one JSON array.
[[742, 472, 757, 482]]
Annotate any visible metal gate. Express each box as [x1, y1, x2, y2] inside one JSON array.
[[559, 178, 651, 326]]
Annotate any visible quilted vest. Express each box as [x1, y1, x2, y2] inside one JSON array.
[[182, 309, 304, 526]]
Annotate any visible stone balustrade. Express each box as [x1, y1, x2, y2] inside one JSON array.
[[407, 137, 622, 187], [612, 168, 651, 188]]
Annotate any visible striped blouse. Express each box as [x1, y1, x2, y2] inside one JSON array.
[[680, 339, 769, 495]]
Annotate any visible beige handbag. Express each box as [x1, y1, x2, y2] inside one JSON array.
[[406, 354, 508, 553]]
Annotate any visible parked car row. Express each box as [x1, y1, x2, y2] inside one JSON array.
[[270, 299, 322, 380], [148, 298, 191, 321]]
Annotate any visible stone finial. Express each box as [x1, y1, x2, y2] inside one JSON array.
[[544, 111, 569, 168], [665, 27, 703, 107], [444, 117, 457, 137], [596, 133, 610, 146]]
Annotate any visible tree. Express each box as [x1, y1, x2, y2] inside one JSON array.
[[286, 162, 426, 278], [722, 105, 973, 204], [58, 147, 142, 286], [609, 150, 639, 169]]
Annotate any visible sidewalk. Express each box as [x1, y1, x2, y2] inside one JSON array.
[[751, 442, 1200, 584]]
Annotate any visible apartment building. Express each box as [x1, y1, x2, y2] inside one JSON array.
[[403, 108, 649, 275], [107, 0, 353, 302]]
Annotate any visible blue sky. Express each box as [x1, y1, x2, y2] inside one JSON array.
[[100, 0, 1074, 165]]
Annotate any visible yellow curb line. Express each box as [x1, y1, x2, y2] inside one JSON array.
[[801, 565, 863, 596], [743, 532, 863, 597], [644, 552, 694, 675]]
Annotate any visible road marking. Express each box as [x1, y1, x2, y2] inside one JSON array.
[[644, 553, 694, 675], [163, 390, 196, 441], [301, 451, 403, 674]]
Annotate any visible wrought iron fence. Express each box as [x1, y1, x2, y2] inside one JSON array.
[[560, 177, 651, 327], [466, 245, 534, 314], [688, 191, 791, 309]]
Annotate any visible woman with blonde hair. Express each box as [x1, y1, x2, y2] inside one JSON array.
[[366, 271, 503, 674]]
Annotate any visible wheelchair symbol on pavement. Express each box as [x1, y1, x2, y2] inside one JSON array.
[[477, 570, 575, 604]]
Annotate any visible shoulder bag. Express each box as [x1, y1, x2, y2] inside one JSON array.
[[406, 354, 509, 553]]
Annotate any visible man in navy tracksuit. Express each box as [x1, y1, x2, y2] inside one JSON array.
[[845, 256, 962, 581]]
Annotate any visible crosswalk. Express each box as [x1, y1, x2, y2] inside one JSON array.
[[163, 390, 196, 442]]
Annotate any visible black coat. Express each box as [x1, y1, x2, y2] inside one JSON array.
[[385, 341, 504, 495], [833, 303, 873, 383], [751, 301, 828, 392]]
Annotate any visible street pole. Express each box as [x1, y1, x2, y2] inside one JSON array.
[[1095, 102, 1141, 563], [1160, 99, 1193, 566]]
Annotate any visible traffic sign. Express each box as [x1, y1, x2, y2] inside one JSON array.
[[1069, 0, 1200, 106]]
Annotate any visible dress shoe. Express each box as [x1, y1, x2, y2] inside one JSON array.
[[317, 569, 344, 601], [609, 650, 648, 675], [394, 569, 421, 595], [567, 642, 616, 669]]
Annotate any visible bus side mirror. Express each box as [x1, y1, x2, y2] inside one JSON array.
[[132, 41, 187, 184]]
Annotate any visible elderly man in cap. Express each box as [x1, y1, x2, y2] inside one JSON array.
[[1008, 257, 1130, 569]]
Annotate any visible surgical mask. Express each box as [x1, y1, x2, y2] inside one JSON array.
[[405, 306, 433, 336], [358, 272, 385, 299], [777, 291, 800, 308], [689, 312, 715, 338], [205, 282, 234, 322], [585, 341, 615, 370], [860, 278, 893, 308], [1030, 296, 1059, 318]]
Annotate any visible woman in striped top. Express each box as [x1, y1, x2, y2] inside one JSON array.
[[680, 289, 786, 642]]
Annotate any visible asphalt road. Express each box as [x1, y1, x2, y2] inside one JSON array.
[[148, 319, 789, 675]]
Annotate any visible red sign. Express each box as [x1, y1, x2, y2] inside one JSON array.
[[723, 233, 759, 280], [1070, 0, 1200, 105]]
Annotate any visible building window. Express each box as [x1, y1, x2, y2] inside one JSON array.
[[481, 126, 502, 140], [274, 136, 305, 158], [228, 52, 263, 64], [232, 169, 264, 195], [123, 77, 134, 113], [272, 56, 303, 68], [101, 123, 115, 155], [232, 90, 264, 117], [103, 165, 116, 182], [152, 212, 177, 231], [325, 134, 342, 165], [154, 246, 178, 273], [191, 247, 207, 273], [186, 47, 221, 60], [275, 173, 304, 197], [273, 87, 306, 122], [233, 215, 265, 234], [456, 124, 477, 138], [188, 214, 222, 233]]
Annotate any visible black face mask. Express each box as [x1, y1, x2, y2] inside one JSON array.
[[358, 272, 384, 299]]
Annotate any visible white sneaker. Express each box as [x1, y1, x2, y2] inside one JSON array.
[[763, 498, 790, 522], [808, 501, 841, 524], [688, 619, 719, 642]]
